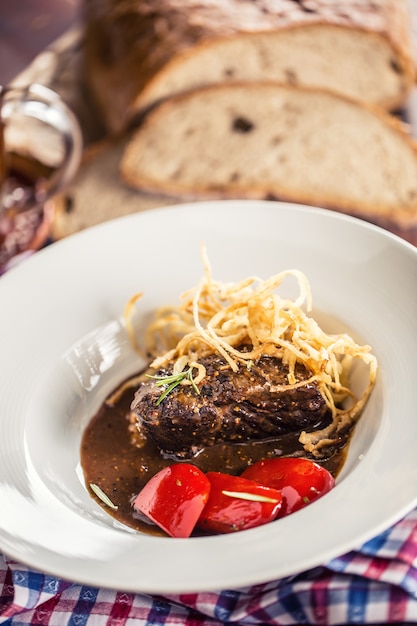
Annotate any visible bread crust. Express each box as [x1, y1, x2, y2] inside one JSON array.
[[83, 0, 416, 132]]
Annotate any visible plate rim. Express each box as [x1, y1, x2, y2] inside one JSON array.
[[0, 199, 416, 593]]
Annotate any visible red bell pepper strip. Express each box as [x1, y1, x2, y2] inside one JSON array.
[[133, 463, 211, 538], [198, 471, 283, 534], [241, 457, 335, 516]]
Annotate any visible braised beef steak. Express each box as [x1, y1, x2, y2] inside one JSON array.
[[131, 352, 332, 458]]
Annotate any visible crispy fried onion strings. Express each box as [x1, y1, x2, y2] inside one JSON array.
[[124, 248, 377, 456]]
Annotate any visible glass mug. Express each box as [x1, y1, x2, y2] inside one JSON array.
[[0, 83, 82, 273]]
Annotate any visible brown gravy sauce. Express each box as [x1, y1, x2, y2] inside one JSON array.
[[80, 374, 349, 536]]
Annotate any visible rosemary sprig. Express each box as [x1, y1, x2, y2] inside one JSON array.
[[221, 490, 281, 504], [90, 483, 118, 510], [146, 367, 200, 405]]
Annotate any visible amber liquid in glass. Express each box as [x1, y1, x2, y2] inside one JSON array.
[[0, 144, 55, 268]]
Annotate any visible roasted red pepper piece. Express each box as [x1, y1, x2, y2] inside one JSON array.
[[241, 457, 335, 516], [133, 463, 211, 538], [198, 471, 283, 534]]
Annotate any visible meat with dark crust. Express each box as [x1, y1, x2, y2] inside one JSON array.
[[131, 352, 332, 458]]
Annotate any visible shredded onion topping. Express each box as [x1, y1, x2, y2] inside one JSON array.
[[124, 247, 378, 455]]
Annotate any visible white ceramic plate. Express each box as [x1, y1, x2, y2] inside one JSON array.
[[0, 200, 416, 594]]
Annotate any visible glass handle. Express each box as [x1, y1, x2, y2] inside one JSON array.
[[0, 83, 83, 214], [23, 83, 83, 200]]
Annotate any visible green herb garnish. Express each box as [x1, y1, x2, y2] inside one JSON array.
[[221, 490, 281, 504], [146, 367, 200, 405], [90, 483, 118, 510]]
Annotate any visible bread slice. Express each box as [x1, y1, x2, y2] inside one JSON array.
[[84, 0, 416, 133], [120, 82, 417, 236]]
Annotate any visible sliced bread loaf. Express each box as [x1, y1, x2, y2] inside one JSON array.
[[120, 82, 417, 236], [83, 0, 415, 133]]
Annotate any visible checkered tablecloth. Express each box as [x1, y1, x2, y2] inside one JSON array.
[[1, 508, 417, 626]]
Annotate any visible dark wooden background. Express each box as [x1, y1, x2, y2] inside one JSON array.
[[0, 0, 80, 86]]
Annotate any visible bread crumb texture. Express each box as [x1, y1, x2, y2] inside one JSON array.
[[84, 0, 415, 131], [120, 83, 417, 227]]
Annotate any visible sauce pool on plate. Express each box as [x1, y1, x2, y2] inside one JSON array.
[[80, 372, 348, 536]]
